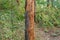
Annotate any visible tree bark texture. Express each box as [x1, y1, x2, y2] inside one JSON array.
[[25, 0, 35, 40]]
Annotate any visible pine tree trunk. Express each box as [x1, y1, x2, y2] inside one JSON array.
[[25, 0, 35, 40]]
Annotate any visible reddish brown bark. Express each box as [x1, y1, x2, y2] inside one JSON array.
[[25, 0, 35, 40]]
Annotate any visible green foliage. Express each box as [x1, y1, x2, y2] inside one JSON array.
[[0, 0, 25, 40], [0, 0, 60, 40], [35, 0, 60, 28]]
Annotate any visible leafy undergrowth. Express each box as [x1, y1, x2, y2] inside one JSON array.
[[0, 10, 25, 40], [0, 21, 25, 40], [0, 22, 60, 40]]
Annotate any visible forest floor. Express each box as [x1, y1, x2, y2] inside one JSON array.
[[35, 24, 60, 40], [0, 22, 60, 40]]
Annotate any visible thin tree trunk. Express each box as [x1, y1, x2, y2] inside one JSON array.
[[51, 0, 54, 7], [16, 0, 19, 5], [25, 0, 35, 40], [47, 0, 54, 7], [47, 0, 50, 7]]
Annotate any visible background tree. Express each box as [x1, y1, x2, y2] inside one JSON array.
[[51, 0, 54, 7], [47, 0, 50, 7], [16, 0, 20, 5]]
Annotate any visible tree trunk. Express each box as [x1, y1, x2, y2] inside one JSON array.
[[51, 0, 54, 7], [47, 0, 54, 7], [25, 0, 35, 40], [47, 0, 50, 7], [16, 0, 19, 5]]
